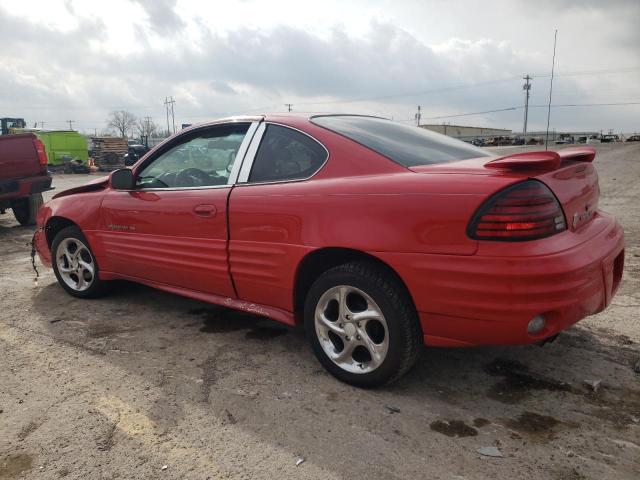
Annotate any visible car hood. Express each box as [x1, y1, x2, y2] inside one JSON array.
[[52, 176, 108, 199]]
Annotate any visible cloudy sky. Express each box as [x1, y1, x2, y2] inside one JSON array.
[[0, 0, 638, 135]]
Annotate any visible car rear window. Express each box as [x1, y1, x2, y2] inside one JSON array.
[[311, 115, 491, 167]]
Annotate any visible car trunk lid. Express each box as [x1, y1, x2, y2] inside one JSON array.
[[410, 147, 600, 232]]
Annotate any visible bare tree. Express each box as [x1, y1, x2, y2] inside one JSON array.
[[107, 110, 137, 138], [136, 118, 158, 139]]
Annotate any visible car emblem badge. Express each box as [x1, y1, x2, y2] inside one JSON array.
[[572, 204, 593, 230]]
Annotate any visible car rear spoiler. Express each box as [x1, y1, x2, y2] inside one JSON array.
[[485, 147, 596, 171]]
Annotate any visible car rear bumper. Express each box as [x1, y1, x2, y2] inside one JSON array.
[[375, 211, 624, 347], [0, 175, 52, 202]]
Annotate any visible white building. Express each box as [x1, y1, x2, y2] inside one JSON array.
[[419, 124, 512, 139]]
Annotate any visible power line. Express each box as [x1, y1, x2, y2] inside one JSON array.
[[278, 66, 640, 109], [2, 65, 638, 123], [531, 101, 640, 108], [418, 101, 640, 121], [423, 107, 519, 120], [293, 76, 523, 107], [531, 66, 640, 78], [24, 100, 640, 132]]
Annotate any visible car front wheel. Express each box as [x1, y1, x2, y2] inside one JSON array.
[[51, 226, 108, 298], [305, 261, 421, 387]]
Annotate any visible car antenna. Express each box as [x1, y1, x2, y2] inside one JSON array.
[[545, 29, 558, 151]]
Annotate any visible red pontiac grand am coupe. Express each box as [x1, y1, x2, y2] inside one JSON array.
[[34, 114, 624, 387]]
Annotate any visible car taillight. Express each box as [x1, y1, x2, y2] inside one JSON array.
[[468, 180, 566, 241], [34, 138, 48, 167]]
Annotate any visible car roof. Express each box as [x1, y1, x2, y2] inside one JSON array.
[[181, 113, 388, 131]]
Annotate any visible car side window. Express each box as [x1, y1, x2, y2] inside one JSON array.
[[248, 124, 327, 183], [136, 123, 250, 189]]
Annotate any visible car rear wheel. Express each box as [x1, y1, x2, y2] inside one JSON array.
[[12, 193, 43, 226], [51, 226, 108, 298], [305, 261, 421, 387]]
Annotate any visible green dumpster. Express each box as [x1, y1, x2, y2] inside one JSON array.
[[35, 130, 88, 166]]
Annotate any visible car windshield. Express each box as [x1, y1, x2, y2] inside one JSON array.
[[311, 115, 491, 167]]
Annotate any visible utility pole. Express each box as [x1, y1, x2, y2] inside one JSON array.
[[284, 103, 293, 112], [522, 74, 531, 134], [415, 105, 421, 126], [67, 120, 74, 130], [143, 116, 152, 148], [164, 96, 176, 134], [169, 96, 176, 134], [163, 97, 171, 136]]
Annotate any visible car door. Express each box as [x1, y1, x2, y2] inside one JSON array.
[[97, 121, 258, 296], [228, 123, 329, 312]]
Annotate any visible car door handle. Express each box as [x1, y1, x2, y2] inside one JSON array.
[[193, 204, 217, 217]]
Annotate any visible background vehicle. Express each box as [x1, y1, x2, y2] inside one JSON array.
[[555, 134, 575, 145], [0, 133, 51, 225], [601, 134, 620, 143], [0, 117, 26, 135], [625, 134, 640, 142], [33, 114, 624, 387], [124, 143, 149, 166]]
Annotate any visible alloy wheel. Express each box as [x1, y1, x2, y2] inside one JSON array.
[[55, 237, 95, 292], [314, 285, 389, 374]]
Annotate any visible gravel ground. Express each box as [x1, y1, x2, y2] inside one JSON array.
[[1, 143, 639, 480]]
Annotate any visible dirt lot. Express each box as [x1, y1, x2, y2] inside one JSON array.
[[1, 143, 639, 480]]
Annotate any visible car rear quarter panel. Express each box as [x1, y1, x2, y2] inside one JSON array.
[[228, 126, 519, 314]]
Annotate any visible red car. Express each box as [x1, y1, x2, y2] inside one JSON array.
[[34, 114, 624, 387]]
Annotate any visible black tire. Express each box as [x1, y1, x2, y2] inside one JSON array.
[[304, 261, 421, 388], [51, 226, 108, 298], [12, 193, 43, 226]]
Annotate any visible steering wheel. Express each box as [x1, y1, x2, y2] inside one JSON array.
[[175, 168, 212, 187]]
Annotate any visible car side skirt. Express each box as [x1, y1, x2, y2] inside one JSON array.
[[98, 270, 296, 326]]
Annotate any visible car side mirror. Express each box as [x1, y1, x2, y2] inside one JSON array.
[[110, 168, 134, 190]]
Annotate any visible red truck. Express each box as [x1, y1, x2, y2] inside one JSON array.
[[0, 133, 52, 225]]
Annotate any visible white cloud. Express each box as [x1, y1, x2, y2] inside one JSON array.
[[0, 0, 638, 134]]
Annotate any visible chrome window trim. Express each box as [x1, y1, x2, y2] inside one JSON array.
[[236, 122, 329, 185], [237, 122, 266, 183], [135, 121, 256, 193], [227, 121, 260, 185], [133, 184, 231, 192]]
